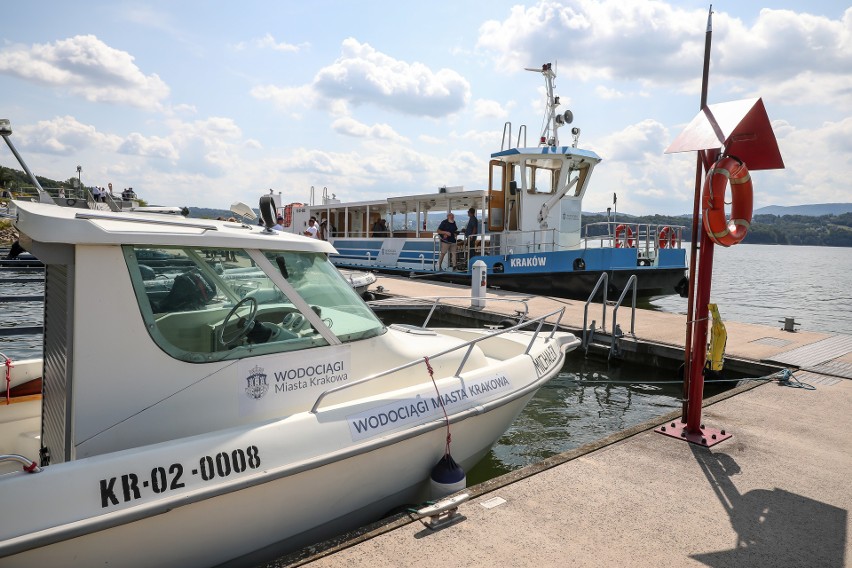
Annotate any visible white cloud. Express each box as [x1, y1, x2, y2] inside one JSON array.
[[763, 116, 852, 206], [118, 133, 179, 160], [331, 117, 408, 142], [477, 1, 705, 82], [595, 85, 625, 100], [250, 83, 316, 118], [593, 119, 669, 162], [477, 3, 852, 105], [0, 35, 169, 110], [233, 33, 309, 53], [253, 38, 471, 119], [473, 99, 511, 119], [15, 115, 123, 155]]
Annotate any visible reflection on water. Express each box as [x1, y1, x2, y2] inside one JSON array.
[[467, 351, 706, 484]]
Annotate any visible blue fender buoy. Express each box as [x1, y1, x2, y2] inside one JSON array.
[[430, 454, 466, 499]]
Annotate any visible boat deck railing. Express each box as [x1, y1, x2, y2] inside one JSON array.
[[366, 294, 530, 326], [331, 222, 686, 260], [4, 186, 136, 212], [310, 298, 565, 414], [582, 222, 686, 259]]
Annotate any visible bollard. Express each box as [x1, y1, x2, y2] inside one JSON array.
[[471, 260, 487, 309]]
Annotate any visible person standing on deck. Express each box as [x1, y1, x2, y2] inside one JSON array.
[[437, 212, 459, 271], [464, 207, 479, 254], [372, 218, 389, 237], [304, 217, 319, 239]]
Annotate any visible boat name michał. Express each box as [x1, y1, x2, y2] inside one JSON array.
[[532, 344, 559, 377]]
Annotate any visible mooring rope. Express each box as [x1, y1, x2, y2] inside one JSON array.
[[424, 356, 452, 456], [565, 368, 815, 390]]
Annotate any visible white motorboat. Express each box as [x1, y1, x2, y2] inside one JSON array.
[[0, 119, 580, 567]]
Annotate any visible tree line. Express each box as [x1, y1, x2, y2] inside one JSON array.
[[583, 213, 852, 247]]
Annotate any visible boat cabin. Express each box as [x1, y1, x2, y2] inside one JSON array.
[[13, 202, 403, 462]]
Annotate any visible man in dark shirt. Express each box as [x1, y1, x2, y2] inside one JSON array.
[[437, 212, 459, 271], [464, 207, 479, 254]]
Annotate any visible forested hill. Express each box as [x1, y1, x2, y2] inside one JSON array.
[[584, 212, 852, 247]]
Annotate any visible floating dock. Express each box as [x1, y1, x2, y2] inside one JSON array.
[[270, 275, 851, 567]]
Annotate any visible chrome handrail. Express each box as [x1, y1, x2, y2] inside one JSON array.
[[0, 454, 41, 473], [582, 272, 608, 349], [310, 304, 565, 414], [417, 295, 530, 327], [610, 274, 638, 358]]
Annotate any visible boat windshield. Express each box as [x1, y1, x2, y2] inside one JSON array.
[[125, 246, 384, 363]]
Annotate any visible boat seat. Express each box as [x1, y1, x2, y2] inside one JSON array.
[[152, 271, 216, 313]]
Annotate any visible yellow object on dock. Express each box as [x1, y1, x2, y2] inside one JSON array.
[[707, 303, 727, 372]]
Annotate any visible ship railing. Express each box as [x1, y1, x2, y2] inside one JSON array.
[[6, 186, 91, 203], [582, 222, 686, 258], [491, 228, 560, 255], [311, 299, 565, 414], [103, 191, 122, 212]]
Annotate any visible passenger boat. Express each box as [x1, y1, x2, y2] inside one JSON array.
[[0, 119, 580, 567], [279, 63, 688, 300]]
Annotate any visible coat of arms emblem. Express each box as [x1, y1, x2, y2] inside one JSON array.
[[245, 366, 269, 400]]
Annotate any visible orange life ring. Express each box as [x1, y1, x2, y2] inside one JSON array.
[[614, 224, 634, 248], [702, 156, 753, 247], [658, 226, 677, 249]]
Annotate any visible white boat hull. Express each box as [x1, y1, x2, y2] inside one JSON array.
[[1, 332, 576, 567]]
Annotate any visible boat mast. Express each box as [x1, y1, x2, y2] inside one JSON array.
[[0, 119, 53, 204], [524, 63, 573, 148]]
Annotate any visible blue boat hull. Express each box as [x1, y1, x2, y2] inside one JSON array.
[[328, 243, 687, 300]]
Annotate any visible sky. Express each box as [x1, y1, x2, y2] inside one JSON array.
[[1, 0, 850, 216]]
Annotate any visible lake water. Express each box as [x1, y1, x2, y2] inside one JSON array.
[[647, 244, 852, 336], [467, 352, 703, 484]]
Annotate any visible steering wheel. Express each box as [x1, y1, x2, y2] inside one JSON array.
[[218, 296, 258, 347]]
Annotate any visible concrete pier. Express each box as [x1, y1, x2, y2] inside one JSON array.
[[271, 275, 852, 567]]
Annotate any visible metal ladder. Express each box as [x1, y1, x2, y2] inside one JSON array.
[[582, 273, 638, 359]]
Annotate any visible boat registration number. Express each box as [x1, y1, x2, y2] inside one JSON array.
[[98, 445, 261, 509]]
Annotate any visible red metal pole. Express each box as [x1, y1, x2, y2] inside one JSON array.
[[686, 214, 715, 432], [681, 5, 714, 421], [681, 154, 703, 420]]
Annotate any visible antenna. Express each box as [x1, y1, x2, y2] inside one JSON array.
[[524, 63, 571, 147]]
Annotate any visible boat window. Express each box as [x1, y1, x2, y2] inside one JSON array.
[[263, 251, 385, 343], [488, 160, 506, 232], [125, 246, 333, 363], [524, 161, 560, 194]]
